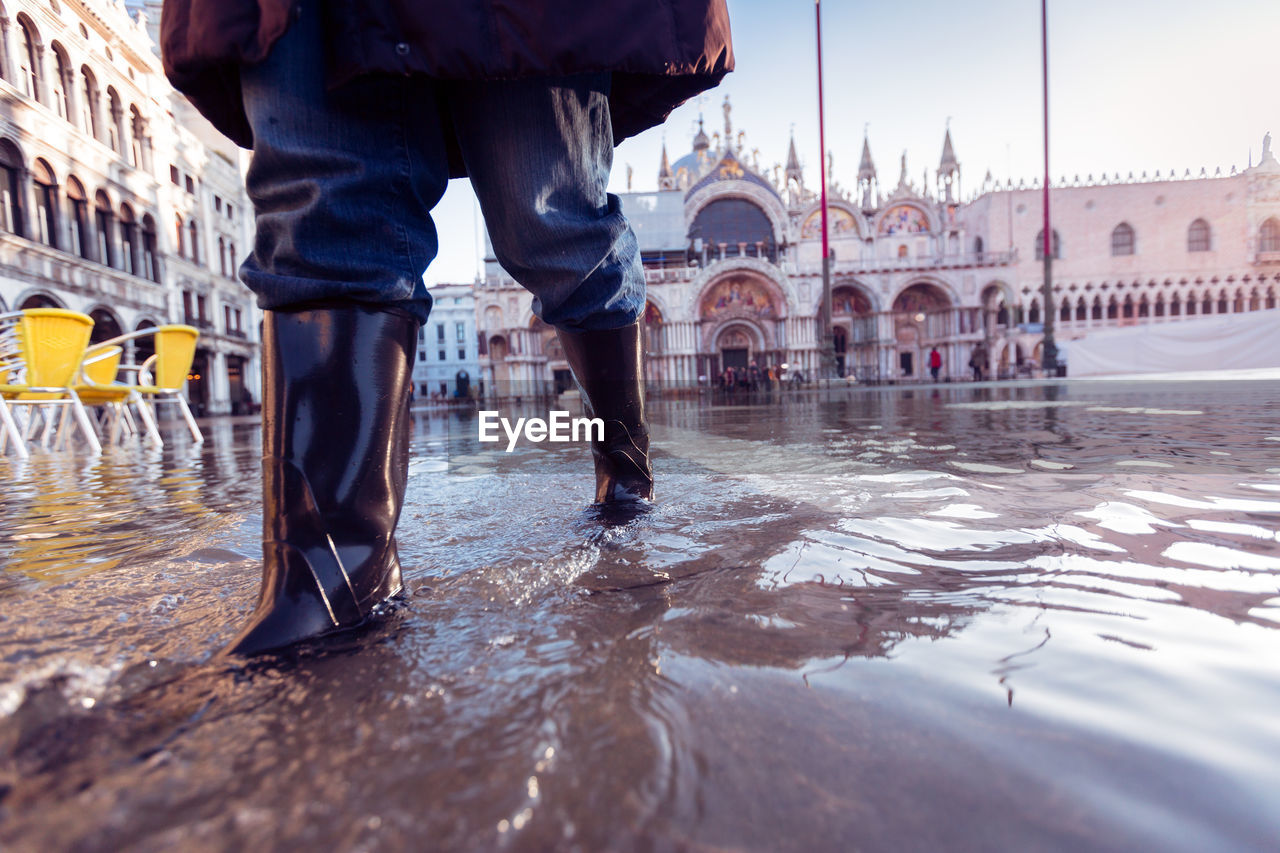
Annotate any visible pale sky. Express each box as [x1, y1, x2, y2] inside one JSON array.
[[425, 0, 1278, 285]]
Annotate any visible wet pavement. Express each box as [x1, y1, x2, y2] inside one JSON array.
[[1, 380, 1279, 851]]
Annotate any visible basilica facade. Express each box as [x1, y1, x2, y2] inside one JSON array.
[[476, 97, 1280, 394], [0, 0, 257, 416]]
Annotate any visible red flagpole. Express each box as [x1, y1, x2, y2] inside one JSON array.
[[816, 0, 834, 378]]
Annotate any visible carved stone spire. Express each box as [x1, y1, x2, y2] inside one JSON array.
[[658, 142, 675, 190], [785, 130, 803, 188]]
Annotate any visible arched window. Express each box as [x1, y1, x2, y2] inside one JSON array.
[[1111, 223, 1135, 256], [1217, 290, 1228, 314], [1034, 229, 1061, 260], [973, 236, 984, 256], [174, 213, 184, 258], [94, 190, 115, 267], [687, 198, 777, 263], [1187, 218, 1211, 252], [119, 203, 138, 275], [66, 176, 91, 260], [107, 88, 124, 155], [129, 106, 147, 168], [51, 43, 72, 121], [1122, 294, 1134, 319], [1137, 295, 1149, 318], [141, 214, 159, 282], [1261, 218, 1280, 253], [188, 219, 200, 265], [1091, 297, 1102, 321], [80, 66, 100, 139], [1106, 296, 1118, 320], [218, 236, 227, 276], [1170, 293, 1182, 316], [1186, 292, 1198, 315], [1075, 297, 1087, 322], [1028, 299, 1041, 324], [1154, 295, 1165, 317], [1201, 292, 1212, 315], [228, 241, 237, 277], [32, 159, 58, 248], [18, 16, 42, 102], [1059, 298, 1070, 322], [0, 139, 25, 237]]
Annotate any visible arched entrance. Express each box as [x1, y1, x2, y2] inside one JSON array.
[[697, 272, 784, 378], [19, 293, 60, 310], [830, 284, 875, 379], [88, 307, 123, 345], [455, 369, 470, 398], [715, 325, 756, 371], [892, 283, 951, 380], [488, 334, 510, 394]]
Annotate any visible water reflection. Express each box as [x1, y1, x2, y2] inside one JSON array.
[[1, 381, 1278, 849]]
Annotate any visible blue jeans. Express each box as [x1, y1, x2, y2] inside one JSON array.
[[238, 0, 645, 331]]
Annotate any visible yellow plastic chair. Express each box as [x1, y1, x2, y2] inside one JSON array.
[[0, 309, 102, 458], [92, 324, 203, 446], [74, 344, 162, 446]]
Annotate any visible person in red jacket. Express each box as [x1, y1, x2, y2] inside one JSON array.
[[929, 347, 943, 381], [160, 0, 732, 655]]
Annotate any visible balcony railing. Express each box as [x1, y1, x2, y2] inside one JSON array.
[[795, 250, 1017, 276]]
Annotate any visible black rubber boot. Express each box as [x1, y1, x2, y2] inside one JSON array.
[[225, 303, 417, 656], [556, 322, 654, 505]]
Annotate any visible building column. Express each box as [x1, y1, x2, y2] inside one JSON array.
[[210, 350, 230, 415]]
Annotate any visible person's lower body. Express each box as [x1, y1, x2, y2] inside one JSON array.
[[931, 366, 940, 381], [226, 0, 648, 655]]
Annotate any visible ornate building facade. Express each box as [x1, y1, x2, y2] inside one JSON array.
[[0, 0, 257, 416], [477, 97, 1280, 394]]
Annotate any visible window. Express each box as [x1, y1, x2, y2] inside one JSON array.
[[174, 213, 184, 258], [188, 219, 200, 265], [51, 44, 71, 120], [129, 105, 146, 168], [1034, 229, 1061, 260], [226, 203, 235, 221], [228, 242, 236, 275], [214, 196, 222, 213], [1261, 218, 1280, 253], [119, 204, 138, 275], [224, 305, 232, 332], [141, 214, 158, 281], [218, 236, 227, 276], [170, 165, 180, 185], [687, 198, 778, 262], [0, 141, 22, 236], [182, 291, 194, 324], [107, 88, 123, 155], [66, 177, 90, 259], [458, 348, 466, 360], [436, 324, 445, 342], [455, 321, 465, 341], [418, 351, 425, 362], [185, 175, 195, 194], [1111, 223, 1135, 256], [94, 191, 115, 267], [438, 350, 446, 361], [32, 160, 57, 248], [18, 17, 42, 102], [80, 66, 100, 139], [1187, 219, 1211, 252], [196, 294, 208, 324]]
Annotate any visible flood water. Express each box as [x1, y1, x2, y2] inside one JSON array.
[[1, 379, 1279, 851]]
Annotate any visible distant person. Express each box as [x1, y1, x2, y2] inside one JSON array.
[[929, 347, 943, 381], [160, 0, 733, 655], [969, 348, 985, 381]]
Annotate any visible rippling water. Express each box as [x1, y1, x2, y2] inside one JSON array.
[[1, 380, 1278, 851]]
